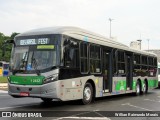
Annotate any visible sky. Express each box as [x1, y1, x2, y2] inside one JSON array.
[[0, 0, 160, 50]]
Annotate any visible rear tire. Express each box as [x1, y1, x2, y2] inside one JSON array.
[[142, 81, 148, 94], [158, 82, 160, 88], [135, 81, 141, 96], [82, 82, 93, 105]]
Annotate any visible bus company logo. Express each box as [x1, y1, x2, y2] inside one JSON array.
[[2, 112, 11, 117]]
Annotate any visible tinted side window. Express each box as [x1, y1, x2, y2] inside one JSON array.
[[80, 42, 88, 73], [117, 51, 125, 74], [133, 54, 141, 76], [90, 44, 101, 73]]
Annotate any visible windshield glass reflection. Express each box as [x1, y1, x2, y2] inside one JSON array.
[[11, 47, 57, 72]]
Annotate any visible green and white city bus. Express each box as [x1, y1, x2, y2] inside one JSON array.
[[158, 62, 160, 88], [3, 27, 158, 104]]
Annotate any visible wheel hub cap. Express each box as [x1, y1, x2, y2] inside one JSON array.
[[84, 87, 91, 100]]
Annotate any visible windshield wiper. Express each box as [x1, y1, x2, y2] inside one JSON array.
[[12, 59, 27, 75], [20, 52, 28, 70], [13, 52, 28, 75], [32, 58, 41, 76]]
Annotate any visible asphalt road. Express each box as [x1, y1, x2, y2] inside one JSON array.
[[0, 89, 160, 120]]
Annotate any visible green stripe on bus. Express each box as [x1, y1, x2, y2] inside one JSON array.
[[115, 80, 126, 91], [132, 79, 158, 90], [9, 75, 45, 85], [132, 80, 137, 90], [148, 79, 158, 88]]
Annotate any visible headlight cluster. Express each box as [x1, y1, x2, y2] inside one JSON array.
[[43, 75, 57, 84], [7, 76, 11, 83]]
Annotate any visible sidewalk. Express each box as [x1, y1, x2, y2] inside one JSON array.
[[0, 83, 8, 91]]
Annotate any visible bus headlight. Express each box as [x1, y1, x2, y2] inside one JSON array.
[[7, 76, 11, 83], [43, 75, 57, 84]]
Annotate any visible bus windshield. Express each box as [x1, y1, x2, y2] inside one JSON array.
[[11, 46, 57, 73]]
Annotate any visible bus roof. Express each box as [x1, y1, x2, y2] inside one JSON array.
[[16, 26, 157, 57]]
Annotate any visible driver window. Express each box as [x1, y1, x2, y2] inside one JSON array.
[[64, 38, 79, 68]]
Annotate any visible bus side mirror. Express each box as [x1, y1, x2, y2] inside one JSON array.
[[2, 39, 14, 57]]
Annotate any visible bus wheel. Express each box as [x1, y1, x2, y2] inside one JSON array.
[[41, 98, 53, 102], [11, 95, 22, 98], [158, 82, 160, 88], [82, 82, 93, 105], [142, 81, 148, 94], [135, 81, 141, 95]]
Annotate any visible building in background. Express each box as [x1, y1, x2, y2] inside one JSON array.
[[130, 41, 141, 50]]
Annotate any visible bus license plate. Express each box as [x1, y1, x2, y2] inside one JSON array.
[[20, 92, 29, 96]]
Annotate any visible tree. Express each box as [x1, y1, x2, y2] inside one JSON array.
[[0, 32, 20, 62], [11, 32, 20, 39]]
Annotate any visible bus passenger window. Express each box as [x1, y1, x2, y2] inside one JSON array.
[[117, 51, 125, 75], [80, 42, 88, 73], [90, 44, 101, 74]]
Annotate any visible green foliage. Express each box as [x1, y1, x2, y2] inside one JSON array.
[[0, 32, 20, 62], [0, 77, 7, 83], [11, 32, 20, 39]]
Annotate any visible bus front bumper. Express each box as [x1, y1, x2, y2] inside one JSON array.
[[8, 82, 60, 99]]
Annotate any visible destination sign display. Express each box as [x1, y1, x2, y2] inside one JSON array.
[[16, 38, 50, 45], [37, 45, 55, 49]]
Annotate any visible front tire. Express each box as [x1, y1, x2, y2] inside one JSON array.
[[41, 98, 53, 102], [11, 95, 22, 98], [82, 82, 93, 105]]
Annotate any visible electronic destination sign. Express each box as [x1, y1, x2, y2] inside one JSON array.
[[16, 38, 50, 46]]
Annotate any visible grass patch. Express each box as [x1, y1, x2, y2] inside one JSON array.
[[0, 77, 8, 83]]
